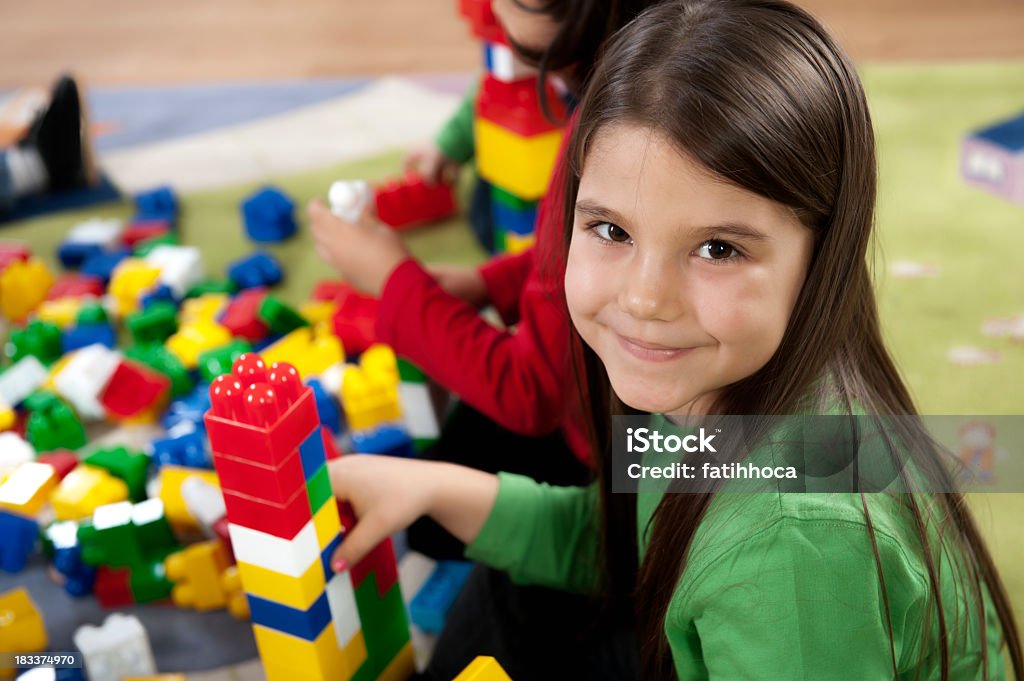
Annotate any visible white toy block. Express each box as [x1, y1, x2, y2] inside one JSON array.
[[228, 520, 320, 577], [181, 476, 226, 535], [317, 361, 346, 397], [329, 180, 372, 222], [52, 344, 121, 421], [145, 245, 204, 298], [398, 381, 440, 440], [0, 355, 48, 407], [325, 571, 363, 648], [487, 42, 536, 82], [65, 218, 124, 247], [0, 433, 35, 476], [72, 613, 157, 681]]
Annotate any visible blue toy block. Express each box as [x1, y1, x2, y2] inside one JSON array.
[[134, 186, 179, 225], [242, 186, 298, 243], [0, 511, 38, 572], [139, 284, 180, 310], [492, 198, 538, 237], [61, 323, 117, 353], [320, 534, 342, 579], [306, 379, 342, 435], [58, 241, 105, 270], [409, 560, 474, 634], [352, 424, 415, 458], [46, 520, 97, 597], [80, 248, 131, 285], [162, 383, 211, 431], [227, 252, 284, 290], [298, 429, 328, 481], [247, 590, 332, 641], [151, 426, 211, 469]]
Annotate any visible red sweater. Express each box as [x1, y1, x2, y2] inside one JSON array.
[[374, 158, 590, 466]]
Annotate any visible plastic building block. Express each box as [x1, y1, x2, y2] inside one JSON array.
[[228, 252, 284, 290], [409, 561, 474, 634], [164, 539, 231, 610], [329, 287, 379, 355], [51, 465, 129, 521], [36, 451, 79, 480], [261, 324, 342, 380], [0, 402, 13, 432], [77, 499, 178, 573], [156, 465, 220, 529], [5, 320, 63, 365], [0, 434, 35, 476], [961, 111, 1024, 205], [458, 0, 505, 44], [491, 185, 537, 236], [92, 566, 134, 608], [484, 41, 535, 82], [185, 278, 237, 298], [126, 302, 178, 346], [98, 360, 171, 419], [219, 566, 250, 619], [179, 476, 226, 534], [124, 345, 194, 399], [242, 186, 298, 243], [351, 424, 414, 457], [258, 295, 308, 335], [151, 427, 210, 470], [453, 657, 513, 681], [83, 447, 150, 502], [373, 172, 456, 230], [397, 358, 441, 451], [299, 299, 337, 326], [475, 117, 563, 201], [0, 462, 58, 516], [61, 322, 117, 354], [24, 392, 87, 452], [60, 219, 123, 268], [161, 383, 211, 431], [166, 320, 233, 370], [144, 245, 204, 297], [108, 259, 162, 317], [46, 273, 104, 302], [43, 520, 97, 597], [307, 379, 341, 434], [476, 73, 566, 138], [0, 589, 47, 670], [0, 512, 38, 572], [58, 242, 104, 270], [0, 241, 30, 273], [0, 258, 53, 322], [137, 283, 179, 310], [78, 248, 130, 286], [36, 298, 84, 329], [53, 344, 121, 421], [180, 293, 228, 324], [219, 287, 269, 342], [350, 573, 413, 681], [134, 186, 178, 224], [133, 233, 179, 258], [121, 220, 171, 249], [341, 363, 402, 433], [328, 180, 372, 222], [504, 231, 534, 255], [73, 613, 157, 681], [254, 621, 365, 681], [0, 357, 48, 407], [198, 339, 253, 382]]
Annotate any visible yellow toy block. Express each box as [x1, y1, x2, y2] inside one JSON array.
[[180, 293, 228, 324], [504, 232, 535, 255], [51, 465, 129, 521], [376, 641, 417, 681], [257, 624, 366, 681], [0, 257, 53, 322], [157, 466, 220, 529], [221, 567, 251, 619], [0, 462, 58, 516], [262, 323, 344, 379], [164, 540, 231, 611], [234, 557, 325, 612], [341, 364, 402, 432], [313, 499, 341, 549], [109, 258, 162, 316], [475, 118, 563, 201], [36, 297, 84, 329], [0, 588, 47, 679], [360, 344, 398, 384], [166, 320, 232, 370], [0, 403, 14, 432], [300, 300, 338, 325], [453, 656, 514, 681]]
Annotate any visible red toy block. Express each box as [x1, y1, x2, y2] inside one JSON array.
[[477, 74, 567, 137], [46, 273, 105, 301], [0, 241, 31, 273], [94, 566, 135, 608], [212, 448, 306, 504], [220, 486, 312, 539], [459, 0, 506, 44], [98, 360, 172, 419], [219, 287, 269, 342], [212, 519, 235, 563], [35, 451, 80, 480], [204, 381, 318, 465], [350, 537, 399, 598], [121, 220, 172, 248], [374, 172, 456, 230], [311, 280, 351, 303], [330, 287, 379, 354]]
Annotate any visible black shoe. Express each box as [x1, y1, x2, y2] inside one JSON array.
[[18, 74, 96, 192]]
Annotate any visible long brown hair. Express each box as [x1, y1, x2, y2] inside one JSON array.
[[557, 1, 1023, 678]]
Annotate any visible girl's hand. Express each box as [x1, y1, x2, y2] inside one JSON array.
[[327, 455, 500, 570], [427, 264, 489, 308], [404, 144, 460, 186], [308, 198, 410, 297]]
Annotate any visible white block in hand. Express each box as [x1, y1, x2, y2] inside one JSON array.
[[329, 180, 372, 222]]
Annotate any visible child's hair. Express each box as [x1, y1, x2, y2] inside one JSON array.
[[557, 0, 1023, 678]]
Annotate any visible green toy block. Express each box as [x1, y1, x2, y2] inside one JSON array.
[[4, 320, 63, 365], [306, 465, 332, 515], [77, 499, 178, 570], [352, 574, 411, 681], [185, 279, 238, 298], [134, 233, 179, 257], [76, 302, 110, 326], [125, 302, 179, 346], [25, 392, 86, 452], [129, 561, 174, 603], [197, 339, 253, 383], [84, 447, 151, 502], [258, 296, 308, 336], [491, 185, 534, 212], [124, 345, 194, 398], [396, 358, 426, 383], [494, 228, 507, 254]]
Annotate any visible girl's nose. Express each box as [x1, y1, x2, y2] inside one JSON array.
[[617, 255, 684, 322]]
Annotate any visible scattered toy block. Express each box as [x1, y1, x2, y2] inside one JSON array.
[[51, 465, 129, 521], [73, 613, 156, 681], [409, 561, 474, 634], [164, 539, 231, 611], [98, 360, 171, 420], [0, 462, 58, 516], [0, 512, 38, 573], [374, 172, 456, 230], [228, 252, 284, 290], [243, 186, 298, 243], [0, 258, 53, 322]]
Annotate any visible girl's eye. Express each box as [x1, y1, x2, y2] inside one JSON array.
[[695, 239, 740, 262], [590, 222, 633, 244]]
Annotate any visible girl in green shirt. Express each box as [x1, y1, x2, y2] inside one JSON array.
[[327, 1, 1023, 678]]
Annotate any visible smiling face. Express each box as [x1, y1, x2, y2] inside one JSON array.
[[565, 123, 815, 417]]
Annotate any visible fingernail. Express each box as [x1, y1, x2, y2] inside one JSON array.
[[332, 559, 348, 572]]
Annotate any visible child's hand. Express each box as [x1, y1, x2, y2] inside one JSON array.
[[404, 144, 460, 186], [427, 264, 489, 308], [327, 455, 500, 570], [308, 198, 410, 297]]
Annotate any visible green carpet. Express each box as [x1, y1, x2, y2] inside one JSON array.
[[3, 61, 1023, 655]]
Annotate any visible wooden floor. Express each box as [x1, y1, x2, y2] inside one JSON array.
[[0, 0, 1022, 87]]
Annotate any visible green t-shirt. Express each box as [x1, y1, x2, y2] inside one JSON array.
[[466, 414, 1006, 679]]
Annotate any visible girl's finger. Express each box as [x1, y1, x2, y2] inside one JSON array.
[[330, 513, 390, 571]]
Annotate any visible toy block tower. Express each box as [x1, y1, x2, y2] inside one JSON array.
[[204, 353, 413, 681], [460, 0, 568, 254]]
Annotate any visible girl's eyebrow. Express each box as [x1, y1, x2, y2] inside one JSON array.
[[575, 199, 771, 242]]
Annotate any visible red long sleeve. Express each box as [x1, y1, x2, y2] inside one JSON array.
[[478, 249, 535, 326]]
